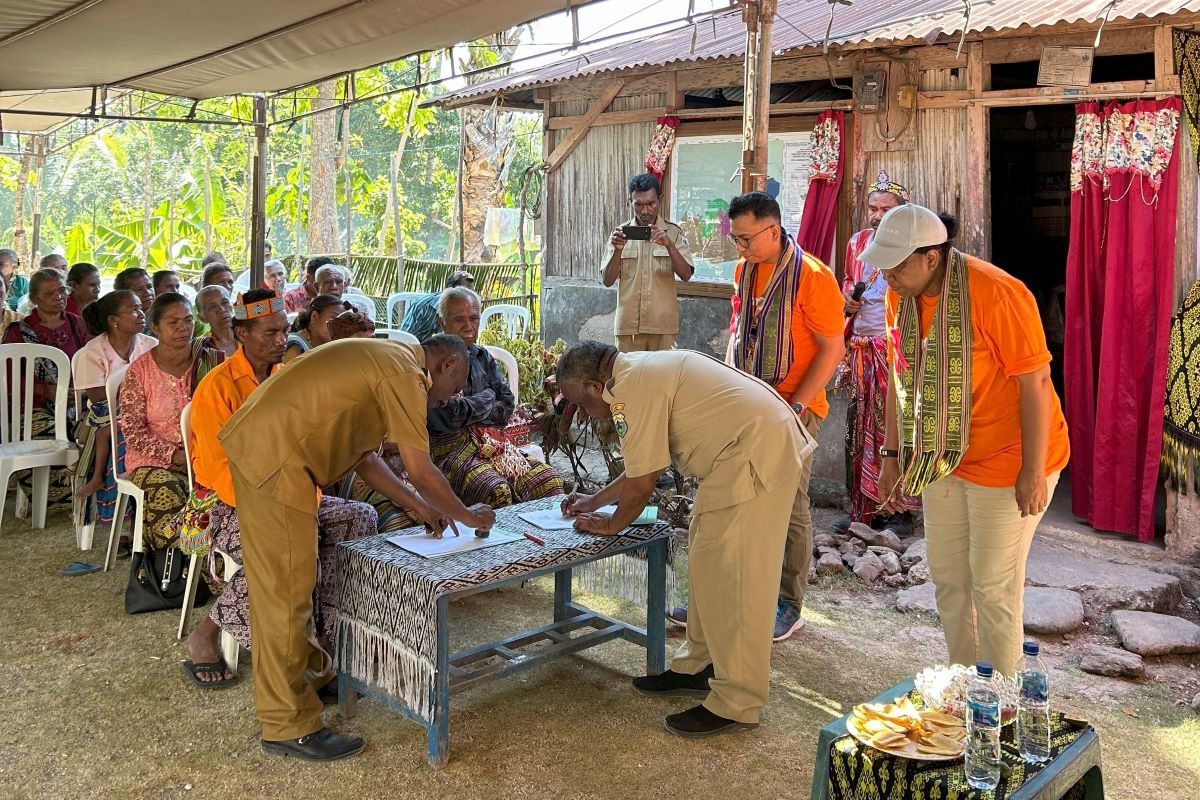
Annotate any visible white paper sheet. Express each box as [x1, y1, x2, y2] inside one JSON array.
[[387, 528, 521, 559], [518, 505, 656, 531]]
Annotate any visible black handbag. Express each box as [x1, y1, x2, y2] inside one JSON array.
[[125, 543, 212, 615]]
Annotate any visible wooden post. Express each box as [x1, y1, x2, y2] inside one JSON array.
[[29, 136, 45, 264], [739, 0, 777, 193], [390, 152, 405, 292], [249, 94, 268, 289], [963, 42, 991, 259]]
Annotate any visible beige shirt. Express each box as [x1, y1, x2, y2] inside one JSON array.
[[605, 216, 694, 336], [219, 338, 431, 514], [603, 350, 807, 513]]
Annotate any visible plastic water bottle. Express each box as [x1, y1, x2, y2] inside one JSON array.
[[1017, 640, 1052, 763], [965, 662, 1002, 791]]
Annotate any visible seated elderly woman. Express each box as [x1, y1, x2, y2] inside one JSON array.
[[3, 268, 92, 507], [428, 287, 563, 506], [195, 285, 237, 358], [283, 294, 349, 363], [73, 291, 157, 548], [120, 293, 224, 551]]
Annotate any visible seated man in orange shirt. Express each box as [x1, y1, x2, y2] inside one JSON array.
[[677, 191, 844, 642]]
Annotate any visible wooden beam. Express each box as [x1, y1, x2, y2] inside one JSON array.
[[917, 90, 974, 109], [545, 79, 625, 172], [545, 99, 853, 130], [666, 70, 684, 112], [547, 107, 663, 129], [983, 26, 1154, 64]]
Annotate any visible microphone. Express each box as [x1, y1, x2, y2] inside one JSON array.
[[850, 281, 867, 302]]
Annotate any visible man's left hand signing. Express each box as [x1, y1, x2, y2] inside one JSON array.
[[573, 512, 618, 536]]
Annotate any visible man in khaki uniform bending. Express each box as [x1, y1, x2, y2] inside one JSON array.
[[219, 335, 497, 762], [602, 172, 694, 352], [557, 340, 813, 737]]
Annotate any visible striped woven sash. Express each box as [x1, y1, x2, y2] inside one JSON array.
[[733, 234, 806, 385], [894, 248, 972, 495]]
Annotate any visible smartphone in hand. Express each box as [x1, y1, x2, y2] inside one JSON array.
[[621, 225, 652, 240]]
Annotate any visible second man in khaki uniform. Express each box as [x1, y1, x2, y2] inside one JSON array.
[[603, 172, 694, 352], [557, 341, 812, 738]]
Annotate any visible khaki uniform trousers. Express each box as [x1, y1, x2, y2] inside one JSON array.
[[779, 411, 821, 611], [923, 470, 1061, 677], [230, 464, 330, 741], [616, 333, 676, 353], [672, 471, 801, 723]]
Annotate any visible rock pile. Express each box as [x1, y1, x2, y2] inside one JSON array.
[[812, 522, 925, 588]]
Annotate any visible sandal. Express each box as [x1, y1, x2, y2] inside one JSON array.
[[116, 538, 132, 560], [60, 561, 102, 576], [181, 659, 239, 689]]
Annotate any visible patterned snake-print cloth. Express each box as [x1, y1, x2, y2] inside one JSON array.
[[334, 496, 672, 720]]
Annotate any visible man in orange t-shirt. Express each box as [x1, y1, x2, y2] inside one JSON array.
[[870, 204, 1069, 677], [684, 191, 843, 643]]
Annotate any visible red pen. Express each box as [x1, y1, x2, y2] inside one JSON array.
[[523, 530, 546, 546]]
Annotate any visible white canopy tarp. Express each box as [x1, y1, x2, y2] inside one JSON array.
[[0, 0, 594, 99]]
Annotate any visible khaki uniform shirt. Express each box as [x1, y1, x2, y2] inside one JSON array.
[[605, 216, 694, 336], [219, 339, 431, 515], [603, 350, 808, 514]]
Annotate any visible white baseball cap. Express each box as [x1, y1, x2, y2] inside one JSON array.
[[859, 204, 948, 270]]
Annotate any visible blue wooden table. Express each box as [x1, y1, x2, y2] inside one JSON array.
[[810, 678, 1104, 800], [335, 501, 670, 768]]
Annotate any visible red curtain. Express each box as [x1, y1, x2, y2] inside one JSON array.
[[796, 110, 845, 264], [1064, 98, 1182, 541]]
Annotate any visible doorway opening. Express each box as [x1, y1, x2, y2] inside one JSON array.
[[989, 103, 1074, 401]]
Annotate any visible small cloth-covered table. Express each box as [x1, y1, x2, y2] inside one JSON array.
[[811, 679, 1104, 800], [334, 496, 671, 767]]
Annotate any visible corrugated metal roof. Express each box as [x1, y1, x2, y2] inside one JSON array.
[[439, 0, 1200, 105]]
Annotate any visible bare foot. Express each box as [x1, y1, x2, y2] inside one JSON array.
[[186, 619, 234, 683]]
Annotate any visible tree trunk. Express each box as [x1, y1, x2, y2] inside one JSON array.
[[458, 32, 522, 264], [141, 125, 154, 265], [12, 140, 33, 266], [307, 79, 340, 255]]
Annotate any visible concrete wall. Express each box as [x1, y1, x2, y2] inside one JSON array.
[[541, 275, 849, 487]]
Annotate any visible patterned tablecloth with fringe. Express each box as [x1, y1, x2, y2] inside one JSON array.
[[333, 496, 675, 721]]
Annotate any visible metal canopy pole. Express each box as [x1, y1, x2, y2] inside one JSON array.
[[249, 94, 268, 289], [739, 0, 776, 194]]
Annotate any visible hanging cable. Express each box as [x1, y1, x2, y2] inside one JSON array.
[[1094, 0, 1122, 48], [956, 0, 972, 59]]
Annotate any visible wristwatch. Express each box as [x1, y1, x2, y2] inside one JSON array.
[[790, 401, 806, 415], [879, 447, 899, 459]]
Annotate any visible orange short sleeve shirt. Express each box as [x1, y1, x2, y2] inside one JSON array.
[[734, 252, 844, 417], [885, 256, 1070, 486]]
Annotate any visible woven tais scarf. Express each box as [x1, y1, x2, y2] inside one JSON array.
[[733, 233, 806, 385], [894, 248, 972, 496], [1163, 278, 1200, 493]]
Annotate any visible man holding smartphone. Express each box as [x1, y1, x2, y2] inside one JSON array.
[[602, 172, 694, 352]]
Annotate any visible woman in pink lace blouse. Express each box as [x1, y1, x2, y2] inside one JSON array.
[[119, 292, 225, 548]]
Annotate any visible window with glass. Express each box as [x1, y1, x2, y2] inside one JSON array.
[[669, 131, 812, 283]]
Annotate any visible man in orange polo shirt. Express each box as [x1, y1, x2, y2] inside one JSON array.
[[666, 192, 844, 641]]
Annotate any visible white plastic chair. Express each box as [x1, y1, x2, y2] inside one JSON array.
[[343, 290, 376, 321], [102, 364, 146, 571], [0, 344, 79, 530], [176, 403, 243, 673], [385, 292, 426, 329], [388, 329, 419, 345], [69, 348, 95, 550], [481, 304, 531, 338], [484, 345, 519, 399]]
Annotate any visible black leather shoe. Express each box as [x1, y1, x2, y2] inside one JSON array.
[[632, 665, 714, 698], [261, 728, 365, 762], [664, 705, 758, 738]]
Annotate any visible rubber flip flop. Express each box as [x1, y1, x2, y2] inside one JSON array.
[[60, 561, 102, 576], [181, 659, 239, 689]]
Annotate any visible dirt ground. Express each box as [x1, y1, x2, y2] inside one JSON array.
[[2, 499, 1199, 800]]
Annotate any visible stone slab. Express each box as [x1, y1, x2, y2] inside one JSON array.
[[1024, 541, 1182, 616], [896, 581, 938, 614], [1109, 610, 1200, 656], [1022, 587, 1085, 635], [1078, 643, 1144, 678]]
